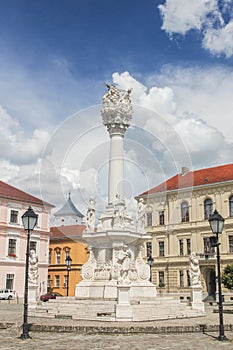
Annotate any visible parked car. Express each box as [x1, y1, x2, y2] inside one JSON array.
[[40, 292, 63, 302], [0, 289, 16, 300]]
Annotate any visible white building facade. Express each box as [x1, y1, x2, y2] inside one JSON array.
[[0, 180, 53, 299], [138, 164, 233, 301]]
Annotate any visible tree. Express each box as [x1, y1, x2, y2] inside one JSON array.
[[222, 265, 233, 290]]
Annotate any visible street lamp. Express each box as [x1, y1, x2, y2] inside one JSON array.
[[65, 255, 72, 296], [20, 207, 38, 340], [147, 255, 154, 282], [208, 209, 227, 341]]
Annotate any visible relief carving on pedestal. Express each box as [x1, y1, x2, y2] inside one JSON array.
[[134, 244, 150, 281], [81, 247, 97, 281]]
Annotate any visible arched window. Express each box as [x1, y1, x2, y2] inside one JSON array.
[[229, 195, 233, 217], [181, 201, 189, 222], [204, 198, 213, 220]]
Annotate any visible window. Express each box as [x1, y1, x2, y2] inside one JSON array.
[[146, 242, 152, 257], [55, 275, 60, 288], [229, 236, 233, 253], [159, 271, 165, 286], [47, 275, 51, 288], [146, 212, 152, 226], [187, 270, 191, 287], [179, 270, 184, 287], [159, 241, 165, 257], [229, 196, 233, 217], [6, 274, 14, 289], [179, 239, 184, 256], [181, 201, 189, 222], [159, 210, 165, 225], [56, 250, 61, 264], [8, 239, 16, 256], [49, 250, 52, 265], [10, 210, 18, 223], [30, 241, 37, 252], [203, 237, 215, 255], [186, 239, 191, 256], [204, 198, 213, 220], [64, 275, 68, 288]]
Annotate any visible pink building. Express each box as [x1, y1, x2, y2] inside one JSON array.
[[0, 180, 54, 299]]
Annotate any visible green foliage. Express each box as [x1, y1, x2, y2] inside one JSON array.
[[222, 264, 233, 290], [159, 282, 165, 288]]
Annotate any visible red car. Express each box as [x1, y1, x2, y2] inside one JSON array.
[[40, 292, 63, 302]]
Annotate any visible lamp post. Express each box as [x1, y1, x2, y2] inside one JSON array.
[[147, 255, 154, 282], [65, 255, 72, 296], [20, 207, 38, 340], [208, 209, 227, 341]]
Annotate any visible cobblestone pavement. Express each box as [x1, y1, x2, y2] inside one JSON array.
[[0, 301, 233, 349], [0, 329, 233, 350]]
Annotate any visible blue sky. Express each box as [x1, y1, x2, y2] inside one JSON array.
[[0, 0, 233, 213]]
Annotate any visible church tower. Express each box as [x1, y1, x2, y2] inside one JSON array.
[[54, 193, 84, 226]]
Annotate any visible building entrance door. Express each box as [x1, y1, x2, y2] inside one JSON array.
[[206, 268, 216, 299]]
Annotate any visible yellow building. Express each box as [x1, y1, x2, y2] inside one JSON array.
[[48, 225, 88, 296], [138, 164, 233, 301]]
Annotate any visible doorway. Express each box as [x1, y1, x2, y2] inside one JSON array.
[[206, 268, 216, 299]]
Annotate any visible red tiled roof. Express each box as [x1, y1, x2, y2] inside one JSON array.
[[0, 180, 54, 207], [140, 163, 233, 196], [50, 225, 86, 239]]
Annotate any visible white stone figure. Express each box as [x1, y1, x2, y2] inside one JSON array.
[[136, 198, 146, 232], [189, 252, 201, 286], [119, 88, 133, 119], [28, 249, 39, 286], [112, 194, 125, 228], [117, 246, 131, 284], [86, 197, 96, 231], [101, 83, 133, 126], [103, 83, 120, 104]]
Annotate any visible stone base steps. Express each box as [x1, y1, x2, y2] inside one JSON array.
[[29, 296, 205, 322]]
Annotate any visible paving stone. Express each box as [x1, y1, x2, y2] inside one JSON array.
[[0, 301, 233, 349]]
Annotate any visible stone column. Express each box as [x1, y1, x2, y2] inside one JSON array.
[[107, 125, 126, 204], [101, 84, 132, 206]]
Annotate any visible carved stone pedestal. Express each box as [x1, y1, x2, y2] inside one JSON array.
[[28, 285, 38, 306], [190, 285, 205, 312], [116, 285, 132, 321]]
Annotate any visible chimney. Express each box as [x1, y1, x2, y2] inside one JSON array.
[[181, 167, 190, 176]]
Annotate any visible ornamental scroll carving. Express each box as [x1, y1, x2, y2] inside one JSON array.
[[81, 248, 97, 281], [134, 245, 150, 281]]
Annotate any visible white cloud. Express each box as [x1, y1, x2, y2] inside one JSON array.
[[151, 65, 233, 143], [203, 20, 233, 57], [113, 71, 177, 116], [158, 0, 221, 35], [0, 160, 20, 183], [113, 71, 233, 170], [0, 105, 50, 165], [2, 67, 233, 217], [158, 0, 233, 57]]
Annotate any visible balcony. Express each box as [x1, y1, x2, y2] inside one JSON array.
[[197, 253, 216, 260]]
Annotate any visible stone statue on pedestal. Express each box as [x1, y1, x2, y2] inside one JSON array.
[[136, 198, 146, 232], [86, 197, 96, 231], [28, 249, 39, 286], [189, 252, 201, 286]]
